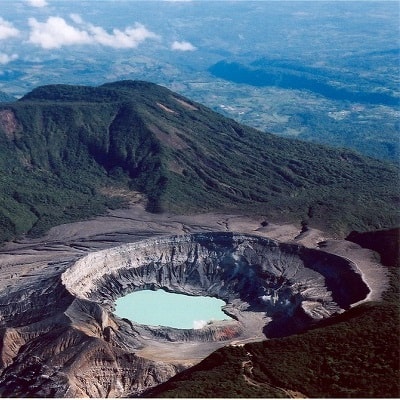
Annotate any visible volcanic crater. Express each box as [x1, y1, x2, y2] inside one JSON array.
[[0, 216, 385, 398], [59, 232, 370, 393], [63, 232, 369, 334]]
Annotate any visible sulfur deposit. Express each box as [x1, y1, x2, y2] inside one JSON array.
[[0, 231, 372, 397]]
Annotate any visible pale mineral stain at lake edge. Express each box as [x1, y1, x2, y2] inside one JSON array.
[[115, 289, 232, 329]]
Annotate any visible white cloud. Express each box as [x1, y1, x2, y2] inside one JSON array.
[[88, 23, 159, 49], [28, 17, 91, 49], [28, 15, 159, 49], [0, 18, 20, 40], [0, 53, 18, 65], [171, 40, 196, 51], [193, 320, 207, 329], [70, 14, 84, 25], [26, 0, 48, 7]]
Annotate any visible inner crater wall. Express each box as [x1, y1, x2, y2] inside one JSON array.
[[62, 232, 369, 326]]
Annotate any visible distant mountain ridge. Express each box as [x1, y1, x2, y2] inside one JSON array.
[[0, 80, 398, 242], [209, 60, 399, 106]]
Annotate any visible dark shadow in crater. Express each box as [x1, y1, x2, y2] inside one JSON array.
[[263, 306, 314, 338], [299, 250, 370, 309]]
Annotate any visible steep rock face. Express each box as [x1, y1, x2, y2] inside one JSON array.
[[0, 232, 370, 397], [0, 323, 181, 397]]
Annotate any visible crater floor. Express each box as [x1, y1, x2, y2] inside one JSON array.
[[0, 205, 388, 397]]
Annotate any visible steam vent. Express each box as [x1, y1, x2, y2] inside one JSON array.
[[1, 232, 370, 397]]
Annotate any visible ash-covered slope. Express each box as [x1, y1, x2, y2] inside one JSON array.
[[0, 80, 398, 242]]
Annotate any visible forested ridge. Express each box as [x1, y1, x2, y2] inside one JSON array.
[[0, 80, 398, 242]]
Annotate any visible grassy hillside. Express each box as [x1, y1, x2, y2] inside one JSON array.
[[0, 80, 398, 242]]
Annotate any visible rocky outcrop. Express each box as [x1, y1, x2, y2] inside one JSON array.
[[0, 232, 370, 397]]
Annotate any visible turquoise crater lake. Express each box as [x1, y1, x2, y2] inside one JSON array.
[[115, 289, 232, 329]]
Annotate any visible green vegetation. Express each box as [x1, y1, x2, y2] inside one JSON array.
[[144, 345, 280, 398], [145, 268, 400, 398], [0, 80, 398, 243]]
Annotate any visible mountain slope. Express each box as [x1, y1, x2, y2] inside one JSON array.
[[0, 80, 398, 242], [144, 301, 399, 398]]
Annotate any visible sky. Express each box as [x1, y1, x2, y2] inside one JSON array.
[[2, 1, 398, 64], [0, 0, 201, 67], [1, 0, 398, 97]]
